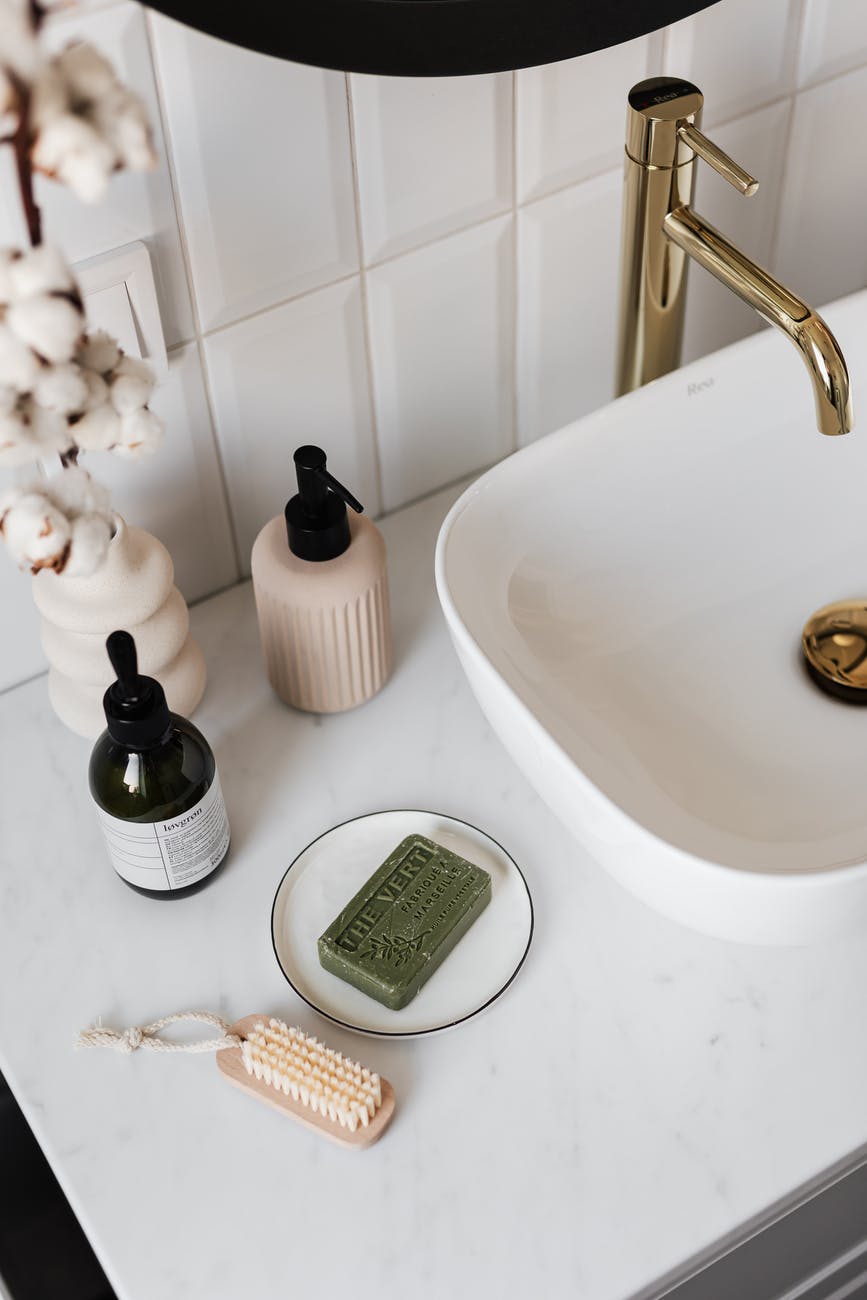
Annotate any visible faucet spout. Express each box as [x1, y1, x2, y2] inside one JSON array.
[[663, 205, 853, 436], [615, 77, 854, 435]]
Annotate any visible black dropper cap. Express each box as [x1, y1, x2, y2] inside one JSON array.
[[285, 445, 364, 562], [103, 630, 172, 749]]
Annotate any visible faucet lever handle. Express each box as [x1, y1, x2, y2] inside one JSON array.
[[677, 123, 759, 196]]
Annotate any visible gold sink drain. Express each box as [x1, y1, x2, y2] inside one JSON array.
[[802, 599, 867, 702]]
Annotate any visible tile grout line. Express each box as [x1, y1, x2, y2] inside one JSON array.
[[142, 8, 244, 583], [658, 21, 671, 76], [354, 204, 513, 272], [344, 72, 385, 516], [789, 0, 810, 92], [765, 1, 810, 275], [200, 270, 361, 340], [765, 94, 797, 274], [196, 208, 518, 338]]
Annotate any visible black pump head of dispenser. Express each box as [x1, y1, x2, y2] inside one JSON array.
[[103, 630, 172, 749], [285, 445, 364, 561]]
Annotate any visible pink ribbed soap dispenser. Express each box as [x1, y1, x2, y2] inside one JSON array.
[[250, 445, 392, 713]]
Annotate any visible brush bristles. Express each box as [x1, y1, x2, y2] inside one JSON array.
[[241, 1019, 382, 1132]]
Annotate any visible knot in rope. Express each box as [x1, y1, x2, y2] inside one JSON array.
[[75, 1010, 241, 1055]]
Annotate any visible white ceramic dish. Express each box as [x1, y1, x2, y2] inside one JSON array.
[[436, 289, 867, 945], [270, 809, 533, 1037]]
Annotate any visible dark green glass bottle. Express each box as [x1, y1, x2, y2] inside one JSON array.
[[89, 631, 230, 899]]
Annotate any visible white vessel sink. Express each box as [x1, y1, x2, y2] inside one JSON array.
[[436, 289, 867, 944]]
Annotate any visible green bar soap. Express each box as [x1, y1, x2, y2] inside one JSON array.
[[318, 834, 492, 1010]]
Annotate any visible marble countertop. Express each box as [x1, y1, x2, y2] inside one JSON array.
[[2, 480, 867, 1300]]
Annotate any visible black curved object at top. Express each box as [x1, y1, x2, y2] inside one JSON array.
[[142, 0, 721, 76]]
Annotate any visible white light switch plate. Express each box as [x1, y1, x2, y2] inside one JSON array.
[[74, 240, 168, 379], [82, 282, 142, 359]]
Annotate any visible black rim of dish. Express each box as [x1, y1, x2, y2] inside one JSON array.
[[269, 808, 535, 1038]]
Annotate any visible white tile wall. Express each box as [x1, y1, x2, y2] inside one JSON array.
[[665, 0, 801, 126], [2, 0, 867, 693], [351, 72, 512, 262], [367, 218, 514, 509], [149, 14, 358, 331], [518, 170, 622, 445], [0, 497, 47, 693], [94, 344, 238, 599], [798, 0, 867, 87], [775, 64, 867, 309], [204, 279, 378, 566], [517, 34, 660, 202]]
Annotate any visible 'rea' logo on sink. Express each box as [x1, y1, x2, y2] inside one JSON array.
[[687, 377, 715, 396]]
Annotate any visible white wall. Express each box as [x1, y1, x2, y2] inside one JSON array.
[[2, 0, 866, 691]]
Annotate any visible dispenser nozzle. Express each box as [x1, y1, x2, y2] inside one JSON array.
[[106, 630, 140, 702], [293, 445, 363, 516]]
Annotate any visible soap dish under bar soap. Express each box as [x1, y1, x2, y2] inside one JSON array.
[[217, 1014, 396, 1149]]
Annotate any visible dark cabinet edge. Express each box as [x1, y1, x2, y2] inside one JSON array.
[[140, 0, 722, 76], [632, 1142, 867, 1300]]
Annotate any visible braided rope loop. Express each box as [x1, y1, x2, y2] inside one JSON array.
[[75, 1010, 241, 1055]]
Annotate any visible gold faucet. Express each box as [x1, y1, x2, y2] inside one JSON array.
[[615, 77, 853, 436]]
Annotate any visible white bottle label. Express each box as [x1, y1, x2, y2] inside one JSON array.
[[96, 773, 230, 892]]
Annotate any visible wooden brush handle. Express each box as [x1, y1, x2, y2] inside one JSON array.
[[216, 1015, 396, 1149]]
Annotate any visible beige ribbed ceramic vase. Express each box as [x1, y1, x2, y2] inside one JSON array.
[[33, 516, 206, 739], [251, 511, 391, 713]]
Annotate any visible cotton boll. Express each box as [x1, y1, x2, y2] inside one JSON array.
[[0, 490, 71, 572], [0, 249, 17, 304], [114, 405, 163, 458], [0, 383, 18, 415], [32, 112, 115, 203], [0, 323, 40, 389], [30, 403, 74, 455], [47, 465, 111, 519], [60, 136, 116, 203], [8, 244, 76, 299], [0, 38, 20, 132], [0, 103, 18, 140], [0, 0, 40, 81], [0, 407, 34, 465], [7, 294, 84, 364], [0, 402, 69, 464], [102, 92, 156, 172], [33, 362, 89, 415], [0, 66, 17, 118], [110, 373, 153, 414], [70, 401, 120, 451], [55, 42, 117, 100], [30, 60, 66, 123], [31, 44, 156, 202], [113, 354, 154, 384], [77, 330, 120, 375], [109, 355, 155, 414], [0, 461, 115, 577], [60, 511, 113, 577], [78, 366, 109, 412], [0, 481, 28, 520], [116, 107, 156, 172]]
